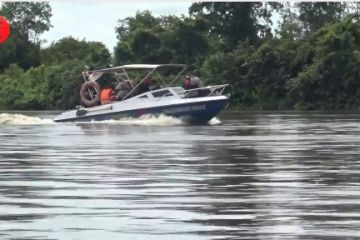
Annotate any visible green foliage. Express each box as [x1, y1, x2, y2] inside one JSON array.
[[296, 2, 344, 33], [0, 2, 112, 110], [0, 64, 25, 109], [0, 30, 41, 71], [287, 15, 360, 110], [114, 42, 135, 65], [0, 2, 51, 71], [0, 2, 52, 42], [199, 3, 360, 110], [130, 30, 161, 61], [114, 11, 208, 67], [0, 61, 85, 110], [0, 36, 111, 110], [41, 37, 111, 66], [202, 39, 298, 109], [116, 10, 160, 40], [2, 2, 360, 111], [276, 3, 303, 40], [162, 18, 209, 65], [189, 2, 279, 48]]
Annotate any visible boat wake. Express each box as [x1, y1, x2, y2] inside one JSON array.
[[208, 117, 222, 125], [0, 113, 221, 126], [93, 114, 222, 126], [93, 114, 184, 126], [0, 113, 54, 125]]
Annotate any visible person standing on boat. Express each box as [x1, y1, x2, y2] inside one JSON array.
[[184, 70, 204, 98], [189, 70, 202, 89], [115, 80, 133, 100], [183, 74, 191, 90], [184, 71, 202, 90]]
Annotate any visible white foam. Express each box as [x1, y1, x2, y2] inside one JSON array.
[[94, 114, 184, 126], [208, 117, 222, 125], [0, 112, 220, 126], [0, 113, 54, 125]]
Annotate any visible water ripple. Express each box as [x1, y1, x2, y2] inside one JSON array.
[[1, 111, 360, 239]]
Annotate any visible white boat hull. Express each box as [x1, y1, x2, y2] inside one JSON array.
[[54, 95, 229, 124]]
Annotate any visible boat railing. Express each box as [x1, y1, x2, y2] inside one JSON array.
[[154, 84, 227, 101], [182, 84, 228, 98]]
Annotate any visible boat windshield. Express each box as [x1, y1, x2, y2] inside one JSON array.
[[172, 87, 185, 95]]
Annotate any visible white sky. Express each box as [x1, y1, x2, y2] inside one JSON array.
[[41, 2, 191, 52]]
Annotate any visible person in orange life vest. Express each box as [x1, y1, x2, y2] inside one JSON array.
[[100, 88, 116, 104]]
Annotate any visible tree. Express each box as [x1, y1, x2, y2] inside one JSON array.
[[276, 2, 303, 40], [201, 38, 298, 109], [296, 2, 344, 34], [287, 15, 360, 110], [0, 2, 52, 71], [130, 30, 161, 62], [0, 29, 41, 71], [114, 11, 209, 67], [0, 2, 52, 43], [189, 2, 279, 49], [114, 42, 135, 65], [41, 37, 111, 67], [114, 11, 162, 64], [161, 18, 209, 66], [115, 10, 160, 41]]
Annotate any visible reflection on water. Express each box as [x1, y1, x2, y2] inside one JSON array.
[[1, 111, 360, 239]]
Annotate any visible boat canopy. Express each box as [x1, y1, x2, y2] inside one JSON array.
[[82, 63, 188, 100], [89, 64, 186, 73]]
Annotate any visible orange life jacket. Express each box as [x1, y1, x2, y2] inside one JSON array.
[[100, 88, 114, 104]]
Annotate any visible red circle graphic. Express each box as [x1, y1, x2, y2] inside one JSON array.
[[0, 16, 10, 44]]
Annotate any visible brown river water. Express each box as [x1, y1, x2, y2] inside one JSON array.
[[0, 111, 360, 240]]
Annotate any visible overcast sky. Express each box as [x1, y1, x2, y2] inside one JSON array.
[[41, 2, 191, 52]]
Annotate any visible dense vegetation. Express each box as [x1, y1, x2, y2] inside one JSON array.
[[1, 2, 360, 110]]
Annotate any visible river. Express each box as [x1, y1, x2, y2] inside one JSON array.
[[0, 111, 359, 239]]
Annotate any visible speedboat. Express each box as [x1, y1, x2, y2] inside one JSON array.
[[54, 64, 229, 123]]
